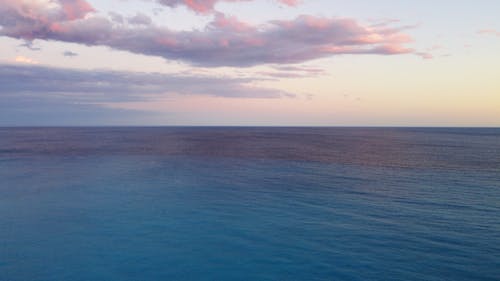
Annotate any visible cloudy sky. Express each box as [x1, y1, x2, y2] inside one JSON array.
[[1, 0, 499, 126]]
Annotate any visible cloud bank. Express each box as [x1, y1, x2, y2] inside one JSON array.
[[0, 63, 293, 101], [0, 0, 417, 67], [0, 63, 297, 124]]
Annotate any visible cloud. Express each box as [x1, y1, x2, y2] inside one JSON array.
[[63, 50, 78, 57], [273, 65, 325, 75], [14, 56, 38, 64], [156, 0, 298, 14], [415, 52, 433, 60], [0, 63, 293, 101], [109, 11, 125, 24], [0, 63, 296, 124], [478, 29, 500, 37], [0, 0, 95, 23], [0, 0, 417, 67], [128, 13, 152, 25], [19, 40, 42, 51], [258, 65, 326, 78]]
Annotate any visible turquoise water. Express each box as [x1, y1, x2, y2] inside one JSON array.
[[1, 127, 499, 280]]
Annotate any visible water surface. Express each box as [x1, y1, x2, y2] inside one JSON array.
[[1, 127, 499, 280]]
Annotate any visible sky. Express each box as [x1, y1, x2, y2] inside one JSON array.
[[0, 0, 499, 126]]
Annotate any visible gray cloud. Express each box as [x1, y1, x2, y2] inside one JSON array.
[[63, 50, 78, 57], [0, 63, 294, 125], [19, 41, 42, 51], [128, 13, 153, 26], [259, 65, 326, 78], [109, 12, 125, 24], [0, 64, 293, 101]]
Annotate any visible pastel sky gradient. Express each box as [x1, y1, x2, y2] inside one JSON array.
[[1, 0, 499, 126]]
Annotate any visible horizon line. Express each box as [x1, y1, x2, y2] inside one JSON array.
[[2, 125, 499, 129]]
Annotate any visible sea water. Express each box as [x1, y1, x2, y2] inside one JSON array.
[[0, 127, 499, 281]]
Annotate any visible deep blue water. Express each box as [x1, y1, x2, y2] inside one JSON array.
[[0, 127, 499, 281]]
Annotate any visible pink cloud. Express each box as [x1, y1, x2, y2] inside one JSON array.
[[478, 29, 500, 37], [415, 52, 433, 60], [0, 0, 418, 67], [210, 12, 253, 32], [0, 0, 94, 22], [157, 0, 298, 13], [60, 0, 95, 20], [278, 0, 299, 6], [0, 0, 95, 40]]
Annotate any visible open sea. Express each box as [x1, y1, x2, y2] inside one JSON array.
[[0, 127, 499, 281]]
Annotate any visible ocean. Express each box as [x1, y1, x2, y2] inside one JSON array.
[[0, 127, 499, 281]]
